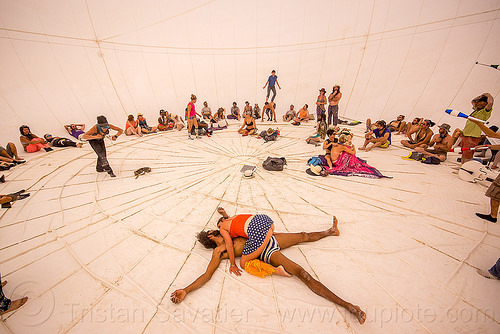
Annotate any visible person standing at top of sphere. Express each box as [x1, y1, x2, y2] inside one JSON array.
[[186, 94, 200, 140], [263, 70, 281, 103], [328, 85, 342, 126]]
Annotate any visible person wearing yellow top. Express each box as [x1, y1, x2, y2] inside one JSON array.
[[460, 93, 494, 163]]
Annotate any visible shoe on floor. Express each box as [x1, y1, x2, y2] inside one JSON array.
[[475, 213, 497, 223], [477, 269, 500, 280]]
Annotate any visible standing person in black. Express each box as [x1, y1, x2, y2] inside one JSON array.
[[82, 116, 123, 177]]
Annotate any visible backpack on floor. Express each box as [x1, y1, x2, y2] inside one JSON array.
[[262, 157, 287, 171]]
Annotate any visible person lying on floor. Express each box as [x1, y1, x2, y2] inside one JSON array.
[[170, 209, 366, 324], [44, 134, 82, 148]]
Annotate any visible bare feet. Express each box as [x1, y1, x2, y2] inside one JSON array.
[[76, 143, 83, 148], [358, 146, 366, 150], [348, 304, 366, 324], [0, 297, 28, 315], [274, 265, 291, 277], [1, 280, 6, 288], [365, 146, 372, 152], [328, 216, 340, 236]]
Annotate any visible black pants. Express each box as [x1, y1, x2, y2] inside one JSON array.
[[53, 138, 77, 147], [89, 139, 112, 173]]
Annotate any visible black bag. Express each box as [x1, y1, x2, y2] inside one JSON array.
[[262, 157, 287, 171]]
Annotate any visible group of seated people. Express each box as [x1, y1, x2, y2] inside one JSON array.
[[361, 116, 456, 163], [305, 113, 466, 178], [364, 112, 499, 167], [204, 100, 281, 123], [126, 110, 188, 136]]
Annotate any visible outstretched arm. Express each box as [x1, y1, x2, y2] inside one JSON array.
[[219, 229, 241, 276], [470, 119, 500, 138], [170, 248, 225, 303]]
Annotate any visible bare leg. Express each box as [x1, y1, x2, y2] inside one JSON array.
[[7, 143, 22, 160], [0, 149, 12, 160], [240, 226, 274, 268], [325, 155, 333, 168], [401, 140, 414, 149], [0, 156, 14, 163], [415, 147, 446, 161], [491, 198, 500, 219], [359, 138, 371, 150], [396, 121, 406, 135], [269, 252, 366, 324], [492, 152, 500, 169], [275, 216, 339, 250], [365, 140, 384, 152], [193, 118, 199, 135], [1, 281, 6, 288]]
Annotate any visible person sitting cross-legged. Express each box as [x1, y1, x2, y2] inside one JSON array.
[[283, 105, 296, 122], [238, 112, 257, 136], [414, 123, 452, 162], [292, 104, 309, 125], [401, 119, 434, 149]]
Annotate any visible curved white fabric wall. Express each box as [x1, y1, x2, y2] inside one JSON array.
[[1, 0, 499, 143]]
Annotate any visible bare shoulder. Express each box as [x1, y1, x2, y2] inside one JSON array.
[[213, 244, 228, 260]]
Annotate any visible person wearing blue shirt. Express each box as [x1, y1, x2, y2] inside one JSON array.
[[360, 120, 391, 151], [263, 70, 281, 102]]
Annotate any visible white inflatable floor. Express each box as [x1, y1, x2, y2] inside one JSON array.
[[1, 122, 499, 334]]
